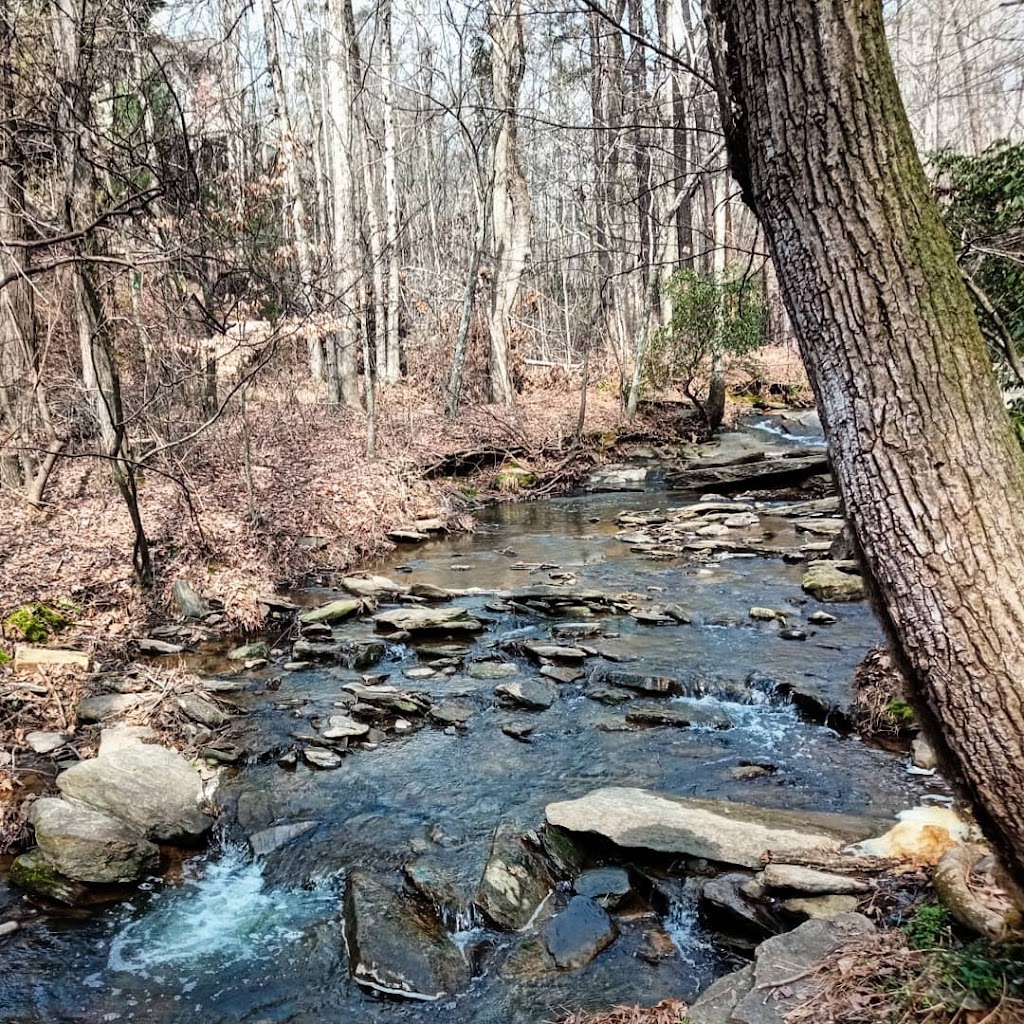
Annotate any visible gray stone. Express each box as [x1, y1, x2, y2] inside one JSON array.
[[542, 895, 618, 969], [410, 583, 453, 601], [782, 895, 860, 920], [476, 823, 553, 930], [574, 867, 632, 908], [912, 735, 939, 771], [545, 788, 883, 869], [341, 575, 409, 599], [249, 821, 318, 858], [801, 561, 865, 602], [227, 642, 270, 661], [0, 920, 18, 938], [686, 965, 756, 1024], [626, 702, 731, 730], [501, 722, 534, 742], [26, 731, 69, 755], [589, 668, 678, 695], [136, 638, 187, 655], [495, 679, 557, 711], [76, 692, 156, 723], [177, 692, 230, 729], [428, 703, 475, 728], [586, 685, 634, 705], [98, 724, 158, 756], [345, 870, 470, 1000], [56, 744, 213, 843], [172, 580, 209, 620], [303, 746, 343, 769], [10, 849, 89, 905], [524, 644, 588, 662], [375, 606, 484, 633], [467, 661, 519, 679], [808, 611, 837, 625], [299, 599, 361, 626], [701, 872, 774, 938], [540, 665, 583, 684], [758, 863, 871, 895], [321, 715, 370, 740], [28, 797, 159, 883]]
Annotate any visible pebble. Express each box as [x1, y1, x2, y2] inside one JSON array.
[[0, 920, 19, 939]]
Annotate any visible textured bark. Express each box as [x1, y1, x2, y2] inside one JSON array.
[[381, 0, 401, 383], [487, 0, 532, 406], [707, 0, 1024, 888]]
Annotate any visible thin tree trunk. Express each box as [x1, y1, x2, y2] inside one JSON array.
[[381, 0, 401, 382], [707, 0, 1024, 891]]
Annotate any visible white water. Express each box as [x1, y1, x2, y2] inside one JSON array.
[[663, 882, 719, 971], [106, 846, 338, 977]]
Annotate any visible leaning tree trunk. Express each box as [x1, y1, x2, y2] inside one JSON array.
[[706, 0, 1024, 889]]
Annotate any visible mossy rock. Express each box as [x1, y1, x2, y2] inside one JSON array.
[[3, 603, 70, 644], [494, 465, 535, 493], [10, 849, 89, 905]]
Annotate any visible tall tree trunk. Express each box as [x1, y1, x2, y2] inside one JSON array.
[[324, 0, 362, 410], [381, 0, 401, 382], [707, 0, 1024, 890], [487, 0, 531, 406], [260, 0, 322, 378]]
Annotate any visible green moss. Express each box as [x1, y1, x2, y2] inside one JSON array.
[[3, 602, 71, 643], [494, 464, 535, 493], [883, 699, 915, 726], [0, 648, 10, 665]]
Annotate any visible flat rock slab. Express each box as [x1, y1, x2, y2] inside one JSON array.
[[589, 668, 679, 695], [545, 788, 884, 869], [345, 870, 469, 1000], [57, 744, 213, 843], [375, 606, 484, 633], [495, 679, 558, 711], [341, 575, 410, 598], [626, 701, 731, 730], [321, 715, 370, 740], [14, 646, 90, 672], [28, 797, 159, 884], [759, 863, 871, 895], [299, 599, 361, 625], [543, 895, 618, 969], [467, 661, 519, 680], [76, 692, 158, 723]]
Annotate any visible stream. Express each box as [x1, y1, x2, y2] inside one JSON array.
[[0, 424, 942, 1024]]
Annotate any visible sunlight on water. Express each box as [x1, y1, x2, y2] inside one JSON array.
[[106, 845, 338, 977]]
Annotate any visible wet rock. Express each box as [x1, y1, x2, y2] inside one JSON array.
[[781, 895, 860, 920], [638, 925, 677, 962], [476, 823, 553, 930], [320, 715, 370, 740], [587, 465, 648, 492], [749, 607, 785, 623], [701, 872, 775, 938], [0, 920, 19, 938], [341, 575, 409, 599], [586, 685, 634, 705], [626, 702, 731, 730], [277, 750, 298, 769], [375, 606, 484, 633], [758, 863, 871, 895], [727, 763, 775, 781], [793, 517, 844, 536], [136, 637, 187, 655], [540, 664, 583, 684], [542, 895, 617, 969], [808, 610, 837, 625], [98, 724, 158, 756], [249, 820, 318, 858], [345, 870, 470, 1000], [28, 797, 160, 884], [687, 914, 876, 1024], [227, 641, 270, 661], [298, 599, 361, 626], [467, 661, 519, 679], [388, 528, 429, 543], [293, 638, 386, 669], [524, 644, 588, 663], [416, 643, 471, 660], [589, 667, 678, 695], [303, 746, 343, 769], [574, 867, 631, 908], [631, 607, 678, 625], [177, 691, 230, 729], [501, 722, 534, 742], [912, 735, 939, 771], [428, 703, 475, 728], [545, 788, 883, 869], [172, 580, 209, 620], [495, 679, 558, 711], [10, 849, 89, 905], [404, 666, 436, 679], [76, 692, 156, 723], [801, 561, 865, 602], [26, 731, 69, 755], [57, 744, 213, 843], [779, 628, 807, 641], [410, 583, 453, 601]]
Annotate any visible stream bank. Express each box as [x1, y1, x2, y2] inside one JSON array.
[[0, 415, 962, 1024]]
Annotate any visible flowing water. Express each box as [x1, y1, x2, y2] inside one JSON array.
[[0, 430, 942, 1024]]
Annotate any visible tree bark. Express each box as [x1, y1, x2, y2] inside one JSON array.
[[707, 0, 1024, 889], [381, 0, 401, 383], [487, 0, 532, 406]]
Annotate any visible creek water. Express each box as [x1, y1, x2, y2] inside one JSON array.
[[0, 429, 940, 1024]]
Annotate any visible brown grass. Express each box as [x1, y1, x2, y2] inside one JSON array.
[[552, 1000, 688, 1024]]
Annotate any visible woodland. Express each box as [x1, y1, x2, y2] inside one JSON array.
[[3, 0, 1024, 1021]]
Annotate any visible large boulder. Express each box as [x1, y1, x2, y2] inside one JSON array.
[[344, 870, 470, 1000], [27, 797, 159, 884], [545, 788, 883, 869], [476, 823, 554, 930], [56, 744, 213, 844]]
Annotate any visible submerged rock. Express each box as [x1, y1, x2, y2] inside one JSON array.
[[56, 744, 213, 844], [589, 667, 678, 695], [249, 821, 318, 858], [545, 788, 883, 869], [344, 870, 470, 1000], [28, 797, 159, 884], [542, 895, 618, 969]]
